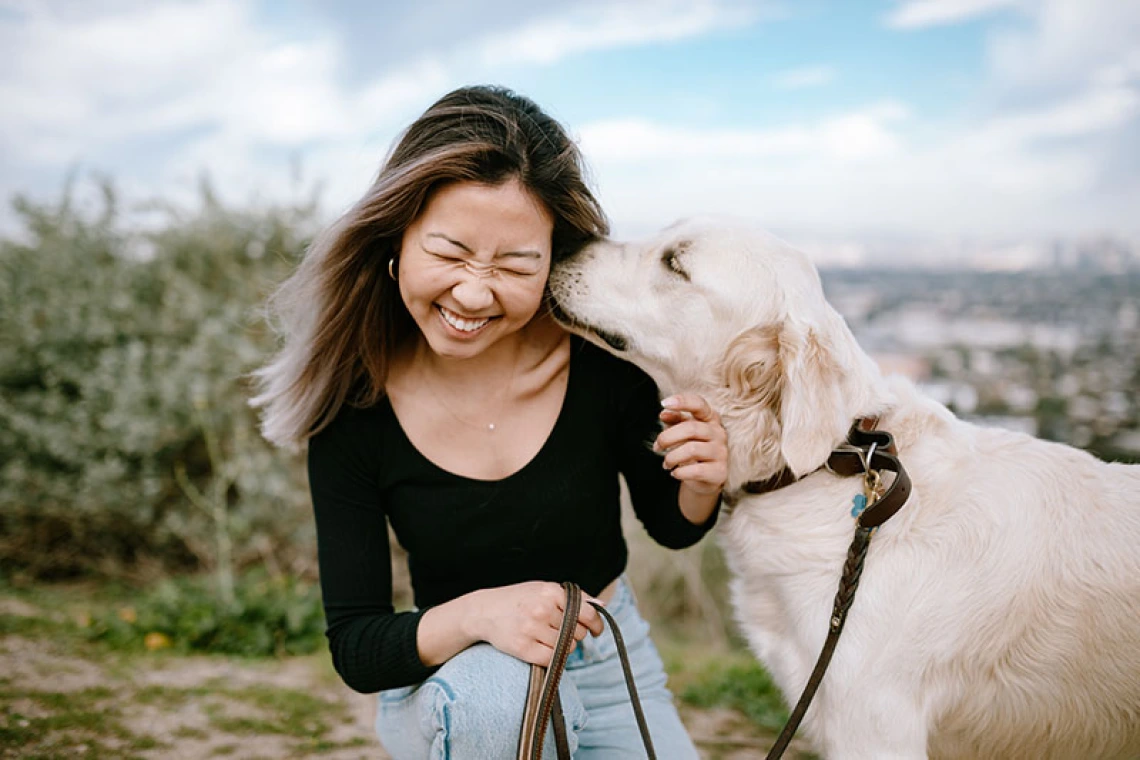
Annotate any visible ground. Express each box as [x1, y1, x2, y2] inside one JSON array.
[[0, 588, 813, 759]]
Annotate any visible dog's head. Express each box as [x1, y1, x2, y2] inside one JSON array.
[[549, 217, 881, 486]]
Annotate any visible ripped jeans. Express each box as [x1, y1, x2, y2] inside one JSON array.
[[374, 576, 699, 759]]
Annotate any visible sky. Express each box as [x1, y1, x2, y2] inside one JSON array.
[[1, 0, 1138, 255]]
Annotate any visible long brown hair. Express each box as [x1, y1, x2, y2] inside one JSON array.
[[249, 85, 609, 450]]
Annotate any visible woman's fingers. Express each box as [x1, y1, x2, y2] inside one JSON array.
[[655, 420, 725, 452], [521, 640, 557, 667], [669, 461, 728, 490], [530, 588, 604, 639], [654, 392, 729, 494], [660, 440, 726, 470], [661, 393, 718, 421], [527, 614, 598, 664], [580, 599, 605, 636]]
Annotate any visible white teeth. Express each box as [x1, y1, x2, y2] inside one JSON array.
[[439, 307, 490, 333]]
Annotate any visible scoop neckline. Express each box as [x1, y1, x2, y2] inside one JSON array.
[[384, 337, 579, 484]]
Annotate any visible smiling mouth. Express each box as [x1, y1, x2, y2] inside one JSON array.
[[436, 305, 497, 333], [546, 296, 628, 352]]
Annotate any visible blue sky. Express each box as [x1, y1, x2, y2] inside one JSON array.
[[2, 0, 1138, 255]]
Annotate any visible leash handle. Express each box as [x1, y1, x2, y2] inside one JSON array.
[[516, 582, 657, 760]]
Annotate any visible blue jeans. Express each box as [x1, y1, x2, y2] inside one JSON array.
[[375, 576, 698, 759]]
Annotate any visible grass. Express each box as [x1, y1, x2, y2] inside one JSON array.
[[0, 668, 370, 759], [0, 683, 164, 759], [679, 657, 790, 732], [662, 640, 791, 733], [0, 578, 369, 759]]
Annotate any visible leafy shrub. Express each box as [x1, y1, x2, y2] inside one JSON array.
[[0, 179, 318, 580], [84, 568, 326, 656]]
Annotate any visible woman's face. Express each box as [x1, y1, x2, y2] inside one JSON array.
[[397, 179, 555, 360]]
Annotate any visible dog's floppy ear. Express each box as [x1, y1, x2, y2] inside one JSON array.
[[777, 319, 850, 477]]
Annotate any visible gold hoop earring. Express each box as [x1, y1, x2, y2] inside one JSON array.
[[388, 257, 397, 280]]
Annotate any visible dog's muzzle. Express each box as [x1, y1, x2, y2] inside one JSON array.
[[546, 294, 629, 352]]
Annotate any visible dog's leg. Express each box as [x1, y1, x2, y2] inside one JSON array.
[[813, 688, 930, 760]]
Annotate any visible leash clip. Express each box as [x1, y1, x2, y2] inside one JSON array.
[[857, 442, 877, 475]]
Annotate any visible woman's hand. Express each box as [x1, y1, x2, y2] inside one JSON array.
[[466, 582, 604, 666], [654, 394, 729, 497]]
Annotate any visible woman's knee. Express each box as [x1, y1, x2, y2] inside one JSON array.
[[431, 643, 534, 732], [377, 643, 559, 759]]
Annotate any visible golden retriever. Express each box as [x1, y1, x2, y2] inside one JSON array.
[[548, 218, 1140, 760]]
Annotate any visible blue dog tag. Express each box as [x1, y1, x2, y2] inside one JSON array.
[[850, 493, 868, 518]]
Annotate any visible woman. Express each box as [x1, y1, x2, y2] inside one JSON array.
[[251, 85, 728, 759]]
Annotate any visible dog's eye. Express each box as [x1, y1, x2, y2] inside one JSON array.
[[662, 248, 690, 281]]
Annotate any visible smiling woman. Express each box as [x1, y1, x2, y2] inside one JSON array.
[[248, 85, 728, 760], [396, 179, 553, 362]]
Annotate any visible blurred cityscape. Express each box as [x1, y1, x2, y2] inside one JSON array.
[[816, 235, 1140, 463]]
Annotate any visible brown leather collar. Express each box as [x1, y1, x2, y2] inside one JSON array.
[[733, 417, 912, 529]]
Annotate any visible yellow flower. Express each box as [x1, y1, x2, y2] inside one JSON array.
[[144, 632, 173, 651], [117, 606, 137, 624]]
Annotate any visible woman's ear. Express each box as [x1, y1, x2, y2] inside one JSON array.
[[777, 320, 849, 477]]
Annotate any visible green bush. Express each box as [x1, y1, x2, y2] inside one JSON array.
[[83, 568, 326, 656], [0, 179, 317, 580]]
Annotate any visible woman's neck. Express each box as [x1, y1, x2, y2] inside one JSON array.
[[413, 313, 566, 388]]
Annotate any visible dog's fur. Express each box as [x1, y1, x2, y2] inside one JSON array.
[[549, 218, 1140, 760]]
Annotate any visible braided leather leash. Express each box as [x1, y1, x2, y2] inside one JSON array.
[[756, 422, 912, 759], [516, 581, 657, 760]]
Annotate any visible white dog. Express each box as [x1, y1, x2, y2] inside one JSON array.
[[548, 218, 1140, 760]]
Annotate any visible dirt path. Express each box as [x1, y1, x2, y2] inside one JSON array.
[[1, 592, 808, 759]]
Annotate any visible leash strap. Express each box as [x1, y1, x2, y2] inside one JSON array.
[[516, 581, 657, 760], [764, 525, 873, 759], [764, 423, 911, 759]]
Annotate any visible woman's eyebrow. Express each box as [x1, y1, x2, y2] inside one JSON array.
[[425, 232, 542, 259], [497, 250, 543, 259], [426, 232, 472, 253]]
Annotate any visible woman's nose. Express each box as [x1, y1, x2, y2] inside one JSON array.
[[450, 276, 495, 312]]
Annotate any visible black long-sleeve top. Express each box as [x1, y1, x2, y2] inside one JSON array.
[[306, 337, 719, 693]]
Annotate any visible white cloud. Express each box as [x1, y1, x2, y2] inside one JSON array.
[[973, 81, 1139, 145], [838, 0, 1140, 237], [987, 0, 1140, 92], [885, 0, 1020, 29], [0, 2, 451, 159], [0, 0, 775, 227], [770, 65, 835, 90], [476, 0, 763, 67], [1, 0, 1136, 242], [579, 102, 909, 164], [576, 74, 1140, 240], [0, 1, 452, 223]]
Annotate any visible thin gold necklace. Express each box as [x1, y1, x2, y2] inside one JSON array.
[[418, 351, 521, 433]]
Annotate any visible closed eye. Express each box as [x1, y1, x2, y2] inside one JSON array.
[[662, 248, 690, 281]]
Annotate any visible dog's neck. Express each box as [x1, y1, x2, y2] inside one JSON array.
[[716, 402, 785, 493], [714, 386, 898, 497], [720, 414, 899, 509]]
